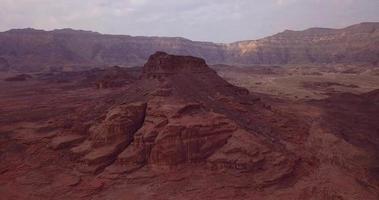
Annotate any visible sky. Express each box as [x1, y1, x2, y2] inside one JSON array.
[[0, 0, 379, 43]]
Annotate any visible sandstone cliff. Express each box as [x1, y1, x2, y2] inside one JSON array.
[[226, 22, 379, 65], [1, 22, 378, 72]]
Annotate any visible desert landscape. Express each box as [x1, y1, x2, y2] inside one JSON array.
[[1, 1, 379, 199], [214, 63, 379, 100], [1, 50, 379, 199]]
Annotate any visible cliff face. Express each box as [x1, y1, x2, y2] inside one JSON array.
[[1, 22, 379, 72], [0, 28, 224, 72], [226, 22, 379, 65]]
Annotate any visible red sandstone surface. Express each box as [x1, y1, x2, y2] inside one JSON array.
[[0, 52, 378, 199]]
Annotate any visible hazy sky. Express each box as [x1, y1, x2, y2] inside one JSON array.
[[1, 0, 379, 42]]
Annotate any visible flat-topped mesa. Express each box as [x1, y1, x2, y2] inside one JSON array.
[[142, 52, 213, 78]]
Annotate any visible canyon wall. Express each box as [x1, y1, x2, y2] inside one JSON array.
[[0, 22, 378, 72]]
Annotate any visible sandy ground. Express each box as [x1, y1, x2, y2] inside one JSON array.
[[214, 64, 379, 100]]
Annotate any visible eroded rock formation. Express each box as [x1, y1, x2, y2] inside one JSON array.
[[43, 52, 299, 183], [2, 52, 378, 199], [1, 22, 379, 72]]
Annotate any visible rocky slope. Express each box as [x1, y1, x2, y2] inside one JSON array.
[[1, 22, 379, 72], [226, 22, 379, 65], [59, 51, 301, 178], [0, 52, 378, 199]]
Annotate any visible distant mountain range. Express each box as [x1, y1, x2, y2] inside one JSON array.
[[0, 22, 378, 72]]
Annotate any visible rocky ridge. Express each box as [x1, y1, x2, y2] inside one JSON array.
[[1, 22, 378, 72]]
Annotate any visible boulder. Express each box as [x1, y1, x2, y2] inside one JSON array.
[[49, 134, 85, 150]]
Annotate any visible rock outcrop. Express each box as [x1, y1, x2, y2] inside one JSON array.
[[118, 101, 237, 167], [143, 51, 211, 75], [44, 52, 298, 181], [3, 52, 379, 199], [88, 102, 147, 145], [66, 102, 147, 173]]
